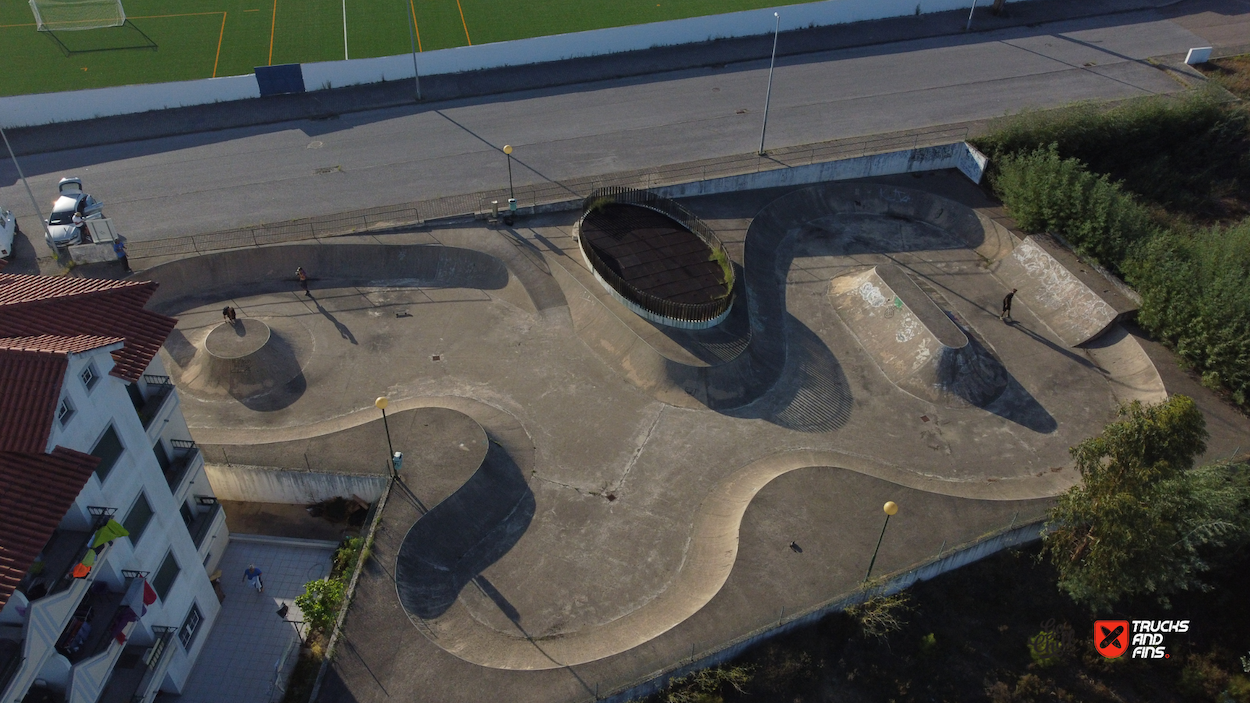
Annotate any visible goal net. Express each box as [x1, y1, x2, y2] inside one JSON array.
[[29, 0, 125, 31]]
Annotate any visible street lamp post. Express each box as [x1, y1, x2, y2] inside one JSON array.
[[502, 145, 516, 225], [758, 12, 780, 156], [864, 501, 899, 582], [405, 0, 421, 100], [375, 397, 396, 476]]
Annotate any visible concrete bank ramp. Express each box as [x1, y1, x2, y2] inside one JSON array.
[[831, 264, 1008, 407], [993, 235, 1137, 347], [138, 242, 511, 312]]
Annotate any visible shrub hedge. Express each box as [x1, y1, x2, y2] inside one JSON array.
[[975, 93, 1250, 407]]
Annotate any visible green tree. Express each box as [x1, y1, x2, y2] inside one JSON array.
[[1043, 396, 1250, 610], [295, 578, 346, 636]]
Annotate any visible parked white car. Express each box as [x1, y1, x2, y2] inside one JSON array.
[[0, 206, 14, 258], [45, 177, 104, 250]]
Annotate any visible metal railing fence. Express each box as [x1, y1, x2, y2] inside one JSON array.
[[578, 186, 734, 324]]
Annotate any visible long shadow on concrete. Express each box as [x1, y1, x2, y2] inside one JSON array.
[[726, 314, 853, 433], [395, 439, 535, 621]]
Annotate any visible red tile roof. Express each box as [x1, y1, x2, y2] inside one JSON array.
[[0, 274, 176, 382], [0, 334, 126, 354], [0, 447, 100, 611], [0, 273, 179, 610], [0, 338, 124, 454]]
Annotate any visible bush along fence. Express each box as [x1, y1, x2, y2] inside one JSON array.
[[296, 481, 392, 703], [973, 90, 1250, 408]]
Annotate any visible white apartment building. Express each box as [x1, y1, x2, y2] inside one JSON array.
[[0, 272, 228, 703]]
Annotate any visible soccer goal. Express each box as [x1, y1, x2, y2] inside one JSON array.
[[29, 0, 125, 31]]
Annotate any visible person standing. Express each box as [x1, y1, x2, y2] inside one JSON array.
[[71, 212, 87, 243], [112, 236, 130, 272], [296, 267, 310, 297], [243, 564, 264, 593], [1001, 288, 1018, 322]]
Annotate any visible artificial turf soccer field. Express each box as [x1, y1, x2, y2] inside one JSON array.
[[0, 0, 805, 96]]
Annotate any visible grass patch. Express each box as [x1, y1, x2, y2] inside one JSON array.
[[1198, 54, 1250, 100], [1, 0, 830, 96]]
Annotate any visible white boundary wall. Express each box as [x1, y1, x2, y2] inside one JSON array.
[[1, 0, 1024, 127], [0, 74, 259, 128]]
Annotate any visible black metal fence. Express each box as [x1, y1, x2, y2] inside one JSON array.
[[578, 186, 734, 324], [125, 125, 970, 262]]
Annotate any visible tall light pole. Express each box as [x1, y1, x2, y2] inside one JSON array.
[[1, 124, 50, 241], [502, 144, 515, 200], [758, 12, 780, 156], [405, 0, 421, 100], [375, 397, 398, 477], [502, 144, 516, 225], [864, 501, 899, 582]]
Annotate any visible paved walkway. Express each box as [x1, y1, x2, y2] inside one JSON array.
[[177, 537, 333, 703]]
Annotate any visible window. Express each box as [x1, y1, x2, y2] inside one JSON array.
[[178, 603, 203, 649], [80, 364, 97, 390], [90, 425, 124, 481], [152, 551, 180, 602], [122, 493, 154, 546], [56, 397, 75, 427]]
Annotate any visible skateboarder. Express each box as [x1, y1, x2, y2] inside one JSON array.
[[297, 267, 310, 297], [1001, 289, 1018, 322]]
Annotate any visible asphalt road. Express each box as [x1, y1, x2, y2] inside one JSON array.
[[0, 0, 1244, 245]]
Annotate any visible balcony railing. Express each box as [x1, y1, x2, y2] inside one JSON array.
[[188, 497, 222, 551], [165, 440, 200, 497], [137, 376, 174, 430], [4, 537, 115, 703], [95, 626, 175, 703]]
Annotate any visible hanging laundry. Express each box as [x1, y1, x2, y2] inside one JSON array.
[[72, 548, 97, 578], [111, 606, 138, 644], [91, 519, 130, 548], [122, 577, 149, 617], [143, 580, 156, 606]]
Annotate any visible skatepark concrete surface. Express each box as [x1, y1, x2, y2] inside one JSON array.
[[136, 171, 1250, 702]]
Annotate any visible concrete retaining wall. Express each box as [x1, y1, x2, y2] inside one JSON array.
[[655, 143, 990, 202], [137, 242, 509, 313], [204, 462, 388, 504]]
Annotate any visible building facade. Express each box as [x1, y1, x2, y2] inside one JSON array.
[[0, 272, 228, 703]]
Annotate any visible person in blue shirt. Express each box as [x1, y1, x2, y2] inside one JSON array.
[[244, 564, 264, 593]]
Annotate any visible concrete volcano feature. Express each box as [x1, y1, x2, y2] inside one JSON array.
[[185, 319, 303, 399], [831, 264, 1008, 407]]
